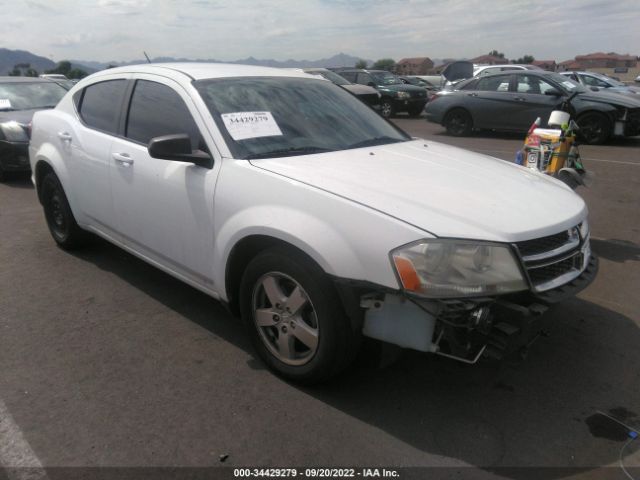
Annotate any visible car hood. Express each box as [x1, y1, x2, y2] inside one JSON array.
[[576, 90, 640, 108], [341, 84, 379, 96], [249, 140, 587, 242], [0, 108, 40, 125]]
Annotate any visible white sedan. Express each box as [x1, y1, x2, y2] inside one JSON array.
[[29, 63, 597, 383]]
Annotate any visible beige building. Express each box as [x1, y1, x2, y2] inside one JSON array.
[[396, 57, 434, 75]]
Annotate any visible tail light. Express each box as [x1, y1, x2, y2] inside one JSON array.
[[428, 93, 441, 103]]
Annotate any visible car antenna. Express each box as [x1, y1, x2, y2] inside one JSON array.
[[143, 51, 151, 64]]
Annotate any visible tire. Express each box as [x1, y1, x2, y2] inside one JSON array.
[[444, 108, 473, 136], [380, 99, 394, 118], [40, 172, 88, 250], [576, 112, 610, 145], [0, 166, 5, 183], [408, 106, 424, 117], [239, 247, 358, 384], [557, 170, 580, 190]]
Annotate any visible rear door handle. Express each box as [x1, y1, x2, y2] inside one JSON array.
[[514, 97, 526, 102], [57, 131, 72, 142], [112, 152, 134, 166], [467, 93, 478, 97]]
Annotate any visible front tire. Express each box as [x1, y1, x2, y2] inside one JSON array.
[[444, 108, 473, 136], [380, 99, 394, 118], [41, 172, 88, 250], [239, 247, 357, 384], [577, 112, 610, 145]]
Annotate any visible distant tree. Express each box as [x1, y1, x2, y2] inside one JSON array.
[[7, 68, 21, 76], [7, 63, 39, 77], [513, 55, 535, 64], [25, 68, 39, 77], [488, 50, 505, 59], [372, 58, 396, 72], [355, 59, 368, 69], [67, 68, 88, 79], [106, 64, 118, 69]]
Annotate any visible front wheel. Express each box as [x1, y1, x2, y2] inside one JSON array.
[[239, 247, 357, 384], [577, 112, 610, 145], [380, 100, 394, 118], [444, 109, 473, 136]]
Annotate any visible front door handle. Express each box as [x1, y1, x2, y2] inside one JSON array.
[[112, 152, 134, 166], [467, 93, 478, 97], [57, 131, 72, 142], [514, 97, 526, 102]]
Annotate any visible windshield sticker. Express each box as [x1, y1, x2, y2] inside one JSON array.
[[562, 81, 576, 90], [221, 112, 283, 141], [0, 99, 11, 109]]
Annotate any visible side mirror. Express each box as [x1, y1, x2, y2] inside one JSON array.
[[148, 134, 212, 168], [545, 88, 563, 96], [590, 86, 600, 92], [367, 82, 376, 88]]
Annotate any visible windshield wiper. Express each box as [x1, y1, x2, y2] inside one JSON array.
[[245, 146, 333, 160], [346, 136, 406, 150]]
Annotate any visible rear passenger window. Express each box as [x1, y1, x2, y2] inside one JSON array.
[[340, 72, 356, 82], [125, 80, 201, 149], [79, 80, 127, 134], [476, 75, 511, 92]]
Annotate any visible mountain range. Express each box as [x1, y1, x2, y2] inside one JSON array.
[[1, 48, 372, 75]]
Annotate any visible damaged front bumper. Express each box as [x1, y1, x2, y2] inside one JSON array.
[[336, 254, 599, 364]]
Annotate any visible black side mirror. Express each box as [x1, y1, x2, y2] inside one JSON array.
[[590, 86, 600, 92], [545, 88, 563, 96], [367, 82, 376, 87], [148, 134, 212, 168]]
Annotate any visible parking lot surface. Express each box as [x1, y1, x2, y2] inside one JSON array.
[[1, 119, 639, 478]]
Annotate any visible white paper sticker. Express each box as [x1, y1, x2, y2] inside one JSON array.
[[562, 81, 577, 90], [221, 111, 283, 141], [0, 99, 12, 109]]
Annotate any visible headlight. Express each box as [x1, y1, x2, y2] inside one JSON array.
[[391, 240, 527, 298], [396, 91, 410, 99], [0, 121, 29, 142], [579, 219, 589, 239]]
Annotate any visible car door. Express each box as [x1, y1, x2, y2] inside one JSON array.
[[109, 76, 219, 288], [464, 74, 521, 130], [509, 74, 562, 129], [66, 76, 129, 234]]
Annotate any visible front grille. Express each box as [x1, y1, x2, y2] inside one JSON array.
[[515, 225, 588, 292], [516, 230, 571, 257], [527, 254, 582, 285]]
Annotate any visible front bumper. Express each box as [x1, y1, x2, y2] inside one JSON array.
[[0, 141, 31, 172]]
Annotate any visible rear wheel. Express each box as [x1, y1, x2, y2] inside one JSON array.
[[577, 112, 610, 145], [239, 247, 357, 384], [444, 108, 473, 136], [41, 172, 88, 249]]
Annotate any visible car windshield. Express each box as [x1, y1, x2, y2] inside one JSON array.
[[0, 82, 67, 110], [195, 77, 410, 159], [545, 73, 587, 93], [371, 72, 402, 85], [308, 70, 350, 86], [591, 72, 626, 87]]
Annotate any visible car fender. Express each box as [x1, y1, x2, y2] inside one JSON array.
[[213, 205, 370, 301]]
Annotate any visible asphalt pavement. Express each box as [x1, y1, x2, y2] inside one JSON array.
[[1, 119, 639, 479]]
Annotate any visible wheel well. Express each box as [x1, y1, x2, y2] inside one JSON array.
[[224, 235, 322, 316], [34, 161, 55, 203]]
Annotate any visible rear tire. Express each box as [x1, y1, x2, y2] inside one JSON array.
[[41, 172, 88, 250], [444, 108, 473, 136], [239, 247, 358, 384], [576, 112, 610, 145]]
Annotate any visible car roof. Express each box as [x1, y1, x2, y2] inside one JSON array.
[[0, 76, 57, 83], [88, 63, 314, 81]]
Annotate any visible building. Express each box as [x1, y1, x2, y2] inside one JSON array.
[[396, 57, 434, 75], [557, 60, 582, 72], [574, 52, 637, 69], [469, 55, 505, 65], [531, 60, 556, 71]]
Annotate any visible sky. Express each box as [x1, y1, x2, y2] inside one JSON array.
[[1, 0, 639, 63]]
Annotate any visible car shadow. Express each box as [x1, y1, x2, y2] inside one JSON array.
[[591, 238, 640, 263], [0, 172, 33, 188], [69, 238, 640, 479]]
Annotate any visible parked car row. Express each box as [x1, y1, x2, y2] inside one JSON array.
[[424, 70, 640, 144], [28, 63, 597, 383]]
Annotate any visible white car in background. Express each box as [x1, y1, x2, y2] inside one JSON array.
[[29, 63, 597, 383]]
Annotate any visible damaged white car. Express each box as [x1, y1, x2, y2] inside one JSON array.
[[29, 64, 598, 383]]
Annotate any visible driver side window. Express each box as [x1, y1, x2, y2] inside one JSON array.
[[356, 73, 373, 85], [581, 75, 608, 88], [125, 80, 203, 150]]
